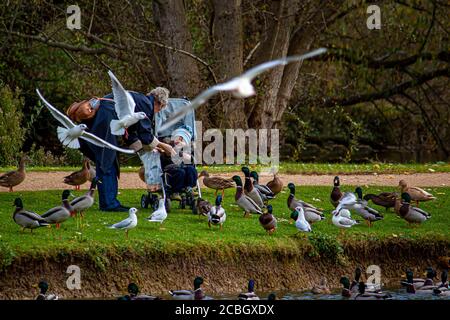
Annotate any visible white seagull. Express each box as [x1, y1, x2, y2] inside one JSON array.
[[108, 70, 148, 136], [294, 206, 312, 234], [36, 89, 135, 154], [147, 198, 168, 228], [108, 207, 138, 238], [332, 209, 359, 229], [158, 47, 327, 132]]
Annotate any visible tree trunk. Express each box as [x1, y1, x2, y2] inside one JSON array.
[[211, 0, 246, 128], [152, 0, 201, 98]]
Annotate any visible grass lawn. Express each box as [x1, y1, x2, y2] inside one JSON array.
[[1, 162, 449, 174], [0, 184, 448, 263]]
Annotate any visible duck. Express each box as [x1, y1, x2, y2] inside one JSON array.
[[241, 167, 264, 208], [147, 198, 167, 228], [12, 198, 49, 232], [291, 206, 312, 234], [41, 190, 74, 229], [402, 269, 436, 294], [339, 277, 354, 298], [353, 282, 392, 300], [0, 155, 29, 192], [238, 279, 260, 300], [70, 177, 100, 220], [267, 293, 277, 300], [169, 276, 211, 300], [208, 195, 226, 229], [198, 170, 234, 198], [332, 208, 359, 230], [35, 281, 58, 300], [363, 192, 397, 212], [232, 176, 263, 217], [195, 198, 212, 217], [396, 193, 431, 226], [63, 158, 91, 190], [108, 207, 138, 239], [287, 183, 324, 223], [87, 162, 96, 182], [398, 179, 435, 206], [250, 171, 275, 202], [138, 166, 145, 183], [266, 172, 283, 195], [259, 204, 277, 234], [311, 278, 331, 294], [330, 176, 343, 208], [350, 267, 382, 293], [433, 270, 450, 297], [118, 283, 161, 300]]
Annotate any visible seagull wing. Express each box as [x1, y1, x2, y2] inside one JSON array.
[[111, 217, 132, 229], [36, 89, 75, 129], [108, 70, 134, 119], [80, 131, 136, 154]]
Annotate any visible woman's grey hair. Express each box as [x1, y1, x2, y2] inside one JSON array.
[[149, 87, 170, 108]]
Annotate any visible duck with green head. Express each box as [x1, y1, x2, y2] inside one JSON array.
[[118, 283, 161, 300], [330, 176, 343, 208], [13, 198, 49, 232], [401, 268, 436, 294], [287, 183, 324, 223], [208, 195, 226, 229], [36, 281, 58, 300], [397, 192, 431, 226], [259, 204, 277, 234], [433, 270, 450, 297], [250, 171, 274, 202], [353, 282, 392, 300], [238, 279, 260, 300], [70, 177, 100, 228], [232, 176, 262, 217], [340, 277, 353, 298], [169, 276, 211, 300], [241, 167, 264, 208], [41, 190, 74, 229]]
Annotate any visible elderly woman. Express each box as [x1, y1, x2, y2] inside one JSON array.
[[67, 87, 175, 212]]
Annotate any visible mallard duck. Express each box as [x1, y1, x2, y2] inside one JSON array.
[[70, 177, 100, 219], [241, 167, 264, 208], [350, 267, 382, 293], [147, 199, 167, 228], [287, 183, 324, 223], [138, 166, 145, 183], [398, 179, 435, 206], [238, 279, 260, 300], [363, 192, 397, 211], [198, 170, 234, 198], [291, 206, 312, 233], [397, 193, 431, 226], [353, 282, 392, 300], [266, 173, 283, 195], [267, 293, 277, 300], [402, 269, 436, 294], [330, 176, 343, 208], [108, 207, 138, 239], [41, 190, 73, 229], [12, 198, 49, 232], [259, 204, 277, 234], [118, 283, 161, 300], [196, 198, 212, 217], [35, 281, 58, 300], [250, 171, 275, 202], [232, 176, 262, 217], [340, 277, 353, 298], [0, 155, 28, 192], [433, 270, 450, 297], [169, 276, 211, 300], [87, 163, 96, 182], [208, 195, 226, 229], [311, 278, 331, 294], [63, 159, 91, 190], [332, 209, 359, 230]]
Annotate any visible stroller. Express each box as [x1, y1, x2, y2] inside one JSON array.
[[140, 98, 202, 214]]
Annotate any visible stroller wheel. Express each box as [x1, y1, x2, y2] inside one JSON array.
[[140, 194, 148, 209], [165, 198, 171, 213]]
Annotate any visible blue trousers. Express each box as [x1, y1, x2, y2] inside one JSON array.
[[96, 163, 121, 211], [166, 165, 197, 193]]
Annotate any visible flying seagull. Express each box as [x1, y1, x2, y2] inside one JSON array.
[[108, 70, 148, 136], [36, 89, 135, 154], [158, 47, 327, 132]]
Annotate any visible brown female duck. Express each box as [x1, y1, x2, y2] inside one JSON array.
[[266, 173, 283, 195], [398, 179, 435, 206], [363, 192, 397, 211], [0, 156, 29, 192], [63, 158, 91, 190], [198, 170, 234, 197]]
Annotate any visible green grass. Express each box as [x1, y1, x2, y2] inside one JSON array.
[[1, 161, 449, 174], [0, 185, 448, 262]]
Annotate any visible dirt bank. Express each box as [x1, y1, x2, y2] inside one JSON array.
[[0, 171, 448, 192], [1, 238, 448, 299]]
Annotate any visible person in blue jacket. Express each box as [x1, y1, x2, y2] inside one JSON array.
[[66, 87, 175, 212]]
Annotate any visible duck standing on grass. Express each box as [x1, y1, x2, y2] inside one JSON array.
[[198, 170, 234, 198], [41, 190, 74, 229], [63, 158, 91, 190], [259, 204, 277, 234], [330, 176, 343, 208], [398, 179, 435, 206], [0, 155, 29, 192], [287, 183, 324, 223], [363, 192, 397, 212], [108, 207, 138, 239], [241, 167, 265, 208], [238, 279, 260, 300], [147, 198, 167, 229], [35, 281, 58, 300], [266, 172, 283, 195], [232, 176, 262, 217], [396, 193, 431, 226], [12, 198, 49, 232], [250, 171, 275, 202], [208, 195, 226, 230], [196, 198, 212, 217], [291, 206, 312, 235], [169, 276, 211, 300], [70, 177, 100, 227]]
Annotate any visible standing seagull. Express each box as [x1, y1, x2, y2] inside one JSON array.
[[108, 70, 148, 136], [291, 206, 312, 234], [147, 198, 168, 228], [36, 89, 135, 154], [159, 48, 327, 132], [109, 207, 138, 239]]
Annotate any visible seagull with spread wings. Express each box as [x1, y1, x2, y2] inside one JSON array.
[[108, 70, 148, 136], [158, 47, 327, 132], [36, 89, 135, 154]]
